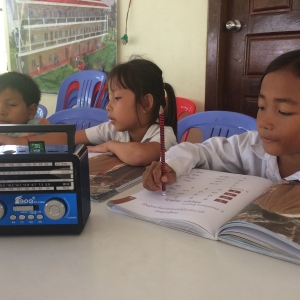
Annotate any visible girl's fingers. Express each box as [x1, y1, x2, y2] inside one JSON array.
[[143, 162, 176, 191], [143, 162, 161, 191]]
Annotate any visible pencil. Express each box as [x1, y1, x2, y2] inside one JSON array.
[[159, 105, 166, 196]]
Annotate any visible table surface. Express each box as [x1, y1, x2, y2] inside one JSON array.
[[1, 184, 300, 300]]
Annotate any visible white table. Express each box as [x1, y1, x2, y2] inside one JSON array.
[[1, 184, 300, 300]]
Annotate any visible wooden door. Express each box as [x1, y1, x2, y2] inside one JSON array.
[[205, 0, 300, 118]]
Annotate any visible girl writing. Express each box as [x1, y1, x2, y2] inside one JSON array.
[[143, 49, 300, 189]]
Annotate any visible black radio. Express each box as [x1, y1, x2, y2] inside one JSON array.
[[0, 124, 90, 235]]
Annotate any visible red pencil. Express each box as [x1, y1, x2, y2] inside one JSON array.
[[159, 105, 166, 196]]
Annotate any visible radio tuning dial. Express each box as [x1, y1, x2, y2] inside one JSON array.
[[0, 201, 6, 219], [44, 199, 66, 220]]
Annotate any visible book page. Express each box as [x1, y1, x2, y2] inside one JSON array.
[[88, 152, 101, 159], [88, 153, 145, 201], [220, 181, 300, 248], [108, 169, 273, 238]]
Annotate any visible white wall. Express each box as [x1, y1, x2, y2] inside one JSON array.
[[117, 0, 207, 111], [28, 0, 209, 116]]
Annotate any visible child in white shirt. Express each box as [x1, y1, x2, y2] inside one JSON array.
[[75, 57, 178, 166], [143, 49, 300, 190]]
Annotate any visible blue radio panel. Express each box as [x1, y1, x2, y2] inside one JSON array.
[[0, 193, 79, 225], [0, 125, 90, 235]]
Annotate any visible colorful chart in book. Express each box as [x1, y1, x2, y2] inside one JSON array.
[[164, 169, 257, 210]]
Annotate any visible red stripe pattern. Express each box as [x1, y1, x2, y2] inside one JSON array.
[[159, 106, 166, 195]]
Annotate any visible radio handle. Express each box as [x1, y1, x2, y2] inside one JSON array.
[[0, 124, 75, 150]]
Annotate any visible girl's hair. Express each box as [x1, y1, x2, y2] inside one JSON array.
[[107, 57, 177, 136], [0, 71, 41, 107], [261, 49, 300, 84]]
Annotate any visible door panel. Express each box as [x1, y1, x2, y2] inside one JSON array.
[[245, 34, 300, 75], [244, 33, 300, 115], [205, 0, 300, 118], [251, 0, 291, 13]]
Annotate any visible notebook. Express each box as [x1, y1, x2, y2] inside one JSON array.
[[88, 153, 145, 202]]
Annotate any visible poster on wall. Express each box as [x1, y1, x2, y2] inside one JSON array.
[[5, 0, 117, 93]]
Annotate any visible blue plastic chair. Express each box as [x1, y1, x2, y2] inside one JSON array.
[[47, 107, 109, 130], [55, 70, 108, 112], [35, 104, 48, 118], [177, 111, 257, 143]]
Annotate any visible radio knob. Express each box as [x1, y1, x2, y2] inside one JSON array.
[[44, 199, 66, 220], [0, 201, 6, 219]]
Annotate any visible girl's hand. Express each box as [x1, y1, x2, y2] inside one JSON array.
[[142, 161, 177, 191], [87, 143, 109, 153]]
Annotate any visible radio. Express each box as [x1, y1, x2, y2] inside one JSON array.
[[0, 124, 90, 235]]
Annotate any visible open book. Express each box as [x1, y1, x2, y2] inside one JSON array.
[[107, 169, 300, 265], [88, 153, 145, 202]]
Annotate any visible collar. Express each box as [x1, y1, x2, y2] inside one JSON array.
[[251, 141, 300, 181]]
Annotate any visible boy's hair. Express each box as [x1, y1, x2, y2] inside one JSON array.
[[107, 56, 178, 136], [261, 49, 300, 83], [0, 72, 41, 107]]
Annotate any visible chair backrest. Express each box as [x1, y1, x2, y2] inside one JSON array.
[[176, 97, 196, 120], [35, 104, 48, 118], [177, 111, 257, 143], [47, 107, 109, 130], [55, 70, 108, 112], [176, 97, 196, 142]]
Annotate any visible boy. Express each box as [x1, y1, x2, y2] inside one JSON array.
[[0, 71, 49, 138]]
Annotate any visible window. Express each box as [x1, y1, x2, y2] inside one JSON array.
[[44, 32, 48, 41]]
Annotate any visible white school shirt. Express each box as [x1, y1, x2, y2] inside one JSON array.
[[165, 130, 300, 183], [85, 122, 177, 150]]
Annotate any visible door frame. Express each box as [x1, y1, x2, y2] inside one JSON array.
[[205, 0, 227, 111]]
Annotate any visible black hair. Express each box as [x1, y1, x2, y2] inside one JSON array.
[[107, 56, 178, 136], [261, 49, 300, 84], [0, 72, 41, 107]]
